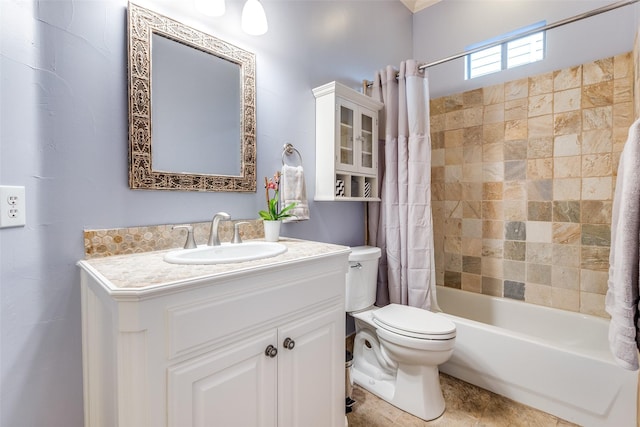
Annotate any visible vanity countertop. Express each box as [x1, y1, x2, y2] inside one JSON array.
[[78, 238, 350, 292]]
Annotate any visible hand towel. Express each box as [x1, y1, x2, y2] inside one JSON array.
[[280, 164, 310, 222], [606, 118, 640, 371]]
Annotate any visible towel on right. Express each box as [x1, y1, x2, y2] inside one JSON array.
[[606, 118, 640, 371]]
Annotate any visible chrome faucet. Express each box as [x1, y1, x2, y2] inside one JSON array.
[[208, 212, 231, 246]]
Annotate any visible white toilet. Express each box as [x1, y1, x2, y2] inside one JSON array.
[[346, 246, 456, 421]]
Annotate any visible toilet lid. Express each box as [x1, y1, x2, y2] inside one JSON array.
[[372, 304, 456, 340]]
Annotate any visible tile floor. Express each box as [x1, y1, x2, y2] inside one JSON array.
[[346, 373, 580, 427]]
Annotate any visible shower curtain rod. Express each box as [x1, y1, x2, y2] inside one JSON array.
[[363, 0, 639, 89]]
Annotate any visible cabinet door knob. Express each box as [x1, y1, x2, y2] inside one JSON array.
[[265, 345, 278, 358], [283, 337, 295, 350]]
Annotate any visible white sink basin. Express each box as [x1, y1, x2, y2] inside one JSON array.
[[164, 241, 288, 265]]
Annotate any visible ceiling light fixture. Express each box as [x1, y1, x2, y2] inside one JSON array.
[[241, 0, 268, 36], [194, 0, 226, 17]]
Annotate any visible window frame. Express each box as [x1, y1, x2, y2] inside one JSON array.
[[465, 21, 546, 80]]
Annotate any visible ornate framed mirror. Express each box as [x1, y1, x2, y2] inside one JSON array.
[[127, 3, 256, 192]]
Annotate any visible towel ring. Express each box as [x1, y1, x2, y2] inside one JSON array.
[[282, 143, 303, 166]]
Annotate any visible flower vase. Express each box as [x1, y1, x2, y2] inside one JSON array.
[[263, 220, 281, 242]]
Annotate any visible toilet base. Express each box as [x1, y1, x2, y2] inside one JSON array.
[[351, 363, 445, 421]]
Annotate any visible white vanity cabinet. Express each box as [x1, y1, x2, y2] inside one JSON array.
[[313, 81, 383, 201], [79, 240, 349, 427]]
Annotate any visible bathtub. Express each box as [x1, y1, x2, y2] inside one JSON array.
[[436, 286, 637, 427]]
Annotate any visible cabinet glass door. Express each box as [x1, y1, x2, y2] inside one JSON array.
[[360, 112, 374, 170], [338, 104, 356, 171]]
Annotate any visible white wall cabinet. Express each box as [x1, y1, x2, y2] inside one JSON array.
[[79, 245, 348, 427], [313, 81, 383, 201]]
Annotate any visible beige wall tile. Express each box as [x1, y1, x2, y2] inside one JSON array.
[[583, 57, 614, 85], [462, 162, 483, 182], [527, 221, 552, 243], [582, 176, 612, 200], [554, 88, 581, 113], [528, 93, 553, 117], [503, 181, 526, 200], [614, 101, 633, 129], [482, 239, 503, 258], [481, 257, 503, 279], [525, 282, 552, 306], [580, 292, 607, 317], [445, 146, 463, 165], [484, 103, 505, 124], [553, 134, 581, 157], [554, 65, 582, 91], [554, 111, 582, 135], [526, 242, 553, 264], [552, 266, 580, 290], [552, 222, 581, 245], [554, 156, 581, 178], [463, 88, 484, 106], [580, 268, 608, 294], [505, 78, 529, 100], [483, 123, 505, 144], [552, 287, 580, 312], [462, 218, 482, 239], [614, 52, 632, 79], [582, 153, 612, 177], [483, 142, 504, 163], [483, 162, 504, 181], [553, 178, 581, 200], [582, 129, 612, 153], [582, 81, 614, 108], [528, 115, 553, 139], [461, 237, 482, 256], [464, 106, 484, 127], [445, 110, 465, 130], [527, 158, 553, 180], [553, 244, 581, 267], [484, 84, 504, 105], [461, 273, 482, 293], [505, 119, 528, 141], [614, 77, 633, 104], [505, 98, 528, 121], [529, 72, 553, 95], [463, 201, 482, 219], [504, 200, 527, 221], [445, 129, 464, 147], [583, 106, 613, 131]]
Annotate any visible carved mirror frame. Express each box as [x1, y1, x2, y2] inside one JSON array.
[[127, 3, 256, 192]]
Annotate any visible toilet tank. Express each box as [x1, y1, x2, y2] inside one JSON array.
[[345, 246, 381, 312]]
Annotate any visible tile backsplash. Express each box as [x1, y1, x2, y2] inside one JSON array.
[[430, 52, 633, 318], [84, 219, 264, 259]]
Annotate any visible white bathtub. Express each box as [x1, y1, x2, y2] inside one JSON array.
[[436, 286, 638, 427]]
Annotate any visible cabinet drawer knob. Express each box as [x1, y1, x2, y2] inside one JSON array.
[[265, 345, 278, 358], [283, 337, 295, 350]]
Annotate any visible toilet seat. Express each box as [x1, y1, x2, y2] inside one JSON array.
[[372, 304, 456, 340]]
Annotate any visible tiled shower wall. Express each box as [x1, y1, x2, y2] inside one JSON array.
[[430, 52, 633, 318]]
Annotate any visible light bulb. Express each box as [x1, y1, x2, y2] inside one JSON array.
[[241, 0, 268, 35], [195, 0, 226, 17]]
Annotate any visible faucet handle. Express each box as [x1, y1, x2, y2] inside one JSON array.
[[172, 225, 197, 249], [232, 222, 250, 244]]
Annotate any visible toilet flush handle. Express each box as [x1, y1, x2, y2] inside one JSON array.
[[350, 262, 362, 269]]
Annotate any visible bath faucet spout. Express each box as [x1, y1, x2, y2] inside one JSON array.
[[208, 212, 231, 246]]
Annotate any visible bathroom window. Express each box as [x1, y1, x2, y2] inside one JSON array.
[[465, 21, 546, 79]]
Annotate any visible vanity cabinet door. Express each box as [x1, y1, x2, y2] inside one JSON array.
[[277, 306, 344, 427], [168, 330, 278, 427]]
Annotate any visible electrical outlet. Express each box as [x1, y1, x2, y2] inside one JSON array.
[[0, 186, 26, 228]]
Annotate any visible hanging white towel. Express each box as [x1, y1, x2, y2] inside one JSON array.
[[280, 164, 310, 222], [606, 118, 640, 371]]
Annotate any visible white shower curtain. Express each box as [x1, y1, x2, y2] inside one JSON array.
[[367, 60, 438, 311]]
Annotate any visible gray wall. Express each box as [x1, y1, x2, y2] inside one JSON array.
[[414, 0, 639, 98], [0, 1, 411, 425]]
